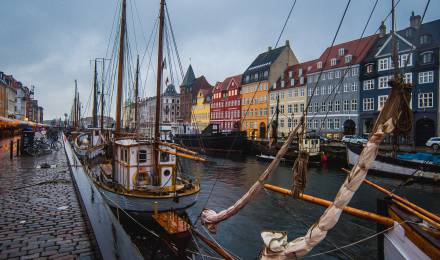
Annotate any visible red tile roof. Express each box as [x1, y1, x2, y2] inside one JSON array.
[[307, 34, 378, 74]]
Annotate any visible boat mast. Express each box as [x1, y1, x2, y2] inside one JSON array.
[[134, 55, 140, 131], [153, 0, 165, 179], [92, 59, 98, 128], [100, 59, 105, 131], [115, 0, 127, 133], [391, 0, 399, 78], [74, 79, 79, 129]]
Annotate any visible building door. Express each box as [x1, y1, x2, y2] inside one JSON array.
[[343, 119, 356, 135], [415, 118, 435, 146], [259, 122, 266, 139]]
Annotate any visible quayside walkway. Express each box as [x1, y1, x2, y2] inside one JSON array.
[[0, 148, 97, 259]]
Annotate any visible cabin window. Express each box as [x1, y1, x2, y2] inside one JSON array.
[[160, 152, 170, 162], [138, 150, 147, 163], [163, 169, 171, 177]]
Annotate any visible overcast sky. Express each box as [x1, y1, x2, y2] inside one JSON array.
[[1, 0, 438, 120]]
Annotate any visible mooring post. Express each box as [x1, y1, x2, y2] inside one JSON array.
[[10, 140, 13, 160], [16, 139, 20, 156]]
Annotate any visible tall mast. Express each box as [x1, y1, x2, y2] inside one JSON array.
[[391, 0, 399, 78], [100, 59, 105, 131], [134, 55, 140, 131], [92, 59, 98, 128], [74, 80, 78, 128], [154, 0, 165, 178], [115, 0, 127, 132]]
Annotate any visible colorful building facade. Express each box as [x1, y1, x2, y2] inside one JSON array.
[[241, 40, 298, 139], [192, 88, 212, 131], [210, 75, 242, 132], [359, 14, 440, 145]]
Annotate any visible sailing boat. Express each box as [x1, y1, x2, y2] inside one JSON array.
[[74, 0, 201, 212]]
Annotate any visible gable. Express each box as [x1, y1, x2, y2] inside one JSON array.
[[375, 33, 415, 58]]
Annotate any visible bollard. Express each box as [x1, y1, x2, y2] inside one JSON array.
[[153, 201, 158, 216], [16, 139, 20, 156], [10, 140, 13, 160]]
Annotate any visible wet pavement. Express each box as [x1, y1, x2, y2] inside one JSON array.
[[0, 149, 97, 259]]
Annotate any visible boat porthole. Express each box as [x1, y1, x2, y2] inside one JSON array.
[[164, 169, 171, 177]]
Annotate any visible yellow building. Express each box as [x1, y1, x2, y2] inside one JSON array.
[[192, 88, 212, 132], [241, 40, 298, 139]]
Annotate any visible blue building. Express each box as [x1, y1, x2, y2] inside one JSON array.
[[359, 13, 440, 145]]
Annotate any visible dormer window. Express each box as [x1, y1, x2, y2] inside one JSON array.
[[307, 66, 312, 72], [345, 55, 352, 63], [338, 48, 345, 56], [366, 64, 373, 73], [317, 61, 323, 69], [298, 68, 303, 76], [330, 58, 337, 66], [264, 70, 269, 78], [288, 71, 293, 78], [281, 81, 285, 88], [419, 34, 432, 45], [421, 52, 433, 64]]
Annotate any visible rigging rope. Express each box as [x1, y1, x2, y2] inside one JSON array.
[[274, 0, 297, 48]]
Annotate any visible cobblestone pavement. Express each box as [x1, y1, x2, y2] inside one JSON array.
[[0, 149, 97, 259]]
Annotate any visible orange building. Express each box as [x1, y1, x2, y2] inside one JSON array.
[[240, 41, 298, 139]]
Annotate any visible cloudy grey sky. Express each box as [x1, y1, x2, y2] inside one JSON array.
[[1, 0, 438, 120]]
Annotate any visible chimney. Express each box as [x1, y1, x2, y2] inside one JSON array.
[[268, 46, 272, 52], [379, 21, 386, 38], [410, 11, 421, 29], [285, 40, 290, 47]]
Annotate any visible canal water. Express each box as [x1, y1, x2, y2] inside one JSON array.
[[180, 156, 440, 259]]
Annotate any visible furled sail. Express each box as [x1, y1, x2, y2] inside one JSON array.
[[260, 77, 412, 259], [201, 117, 305, 232]]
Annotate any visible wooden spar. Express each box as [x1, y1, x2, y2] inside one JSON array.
[[341, 168, 440, 224], [157, 141, 198, 155], [392, 199, 440, 229], [134, 55, 139, 131], [264, 184, 395, 227], [92, 59, 98, 128], [153, 0, 165, 182], [115, 0, 126, 132], [191, 229, 235, 260], [73, 80, 77, 128], [100, 59, 105, 131], [158, 149, 206, 162]]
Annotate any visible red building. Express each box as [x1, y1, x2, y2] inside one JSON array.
[[210, 75, 242, 131]]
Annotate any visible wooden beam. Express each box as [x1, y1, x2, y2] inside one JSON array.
[[159, 149, 206, 162], [341, 168, 440, 224], [264, 184, 395, 227], [158, 141, 198, 155], [191, 229, 235, 260]]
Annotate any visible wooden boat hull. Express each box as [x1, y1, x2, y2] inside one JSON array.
[[97, 186, 198, 212], [383, 222, 431, 259], [347, 145, 440, 181]]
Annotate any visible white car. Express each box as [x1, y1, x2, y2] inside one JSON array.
[[426, 137, 440, 150], [342, 135, 368, 145]]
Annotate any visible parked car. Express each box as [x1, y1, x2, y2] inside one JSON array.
[[342, 135, 368, 145], [426, 137, 440, 150], [320, 136, 329, 144]]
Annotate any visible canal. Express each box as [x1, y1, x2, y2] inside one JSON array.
[[180, 156, 440, 259]]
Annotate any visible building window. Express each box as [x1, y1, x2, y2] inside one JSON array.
[[290, 78, 295, 86], [328, 71, 333, 79], [351, 99, 357, 111], [293, 104, 298, 113], [321, 102, 326, 112], [418, 71, 434, 84], [320, 119, 326, 129], [421, 52, 433, 64], [300, 103, 304, 112], [264, 70, 269, 78], [399, 53, 412, 67], [338, 48, 345, 56], [315, 87, 319, 96], [363, 79, 374, 90], [280, 105, 285, 114], [300, 88, 304, 96], [287, 118, 292, 128], [317, 61, 322, 69], [363, 98, 374, 111], [328, 118, 334, 129], [335, 70, 341, 78], [307, 120, 312, 129], [328, 101, 333, 112], [327, 85, 332, 94], [281, 81, 285, 88], [321, 87, 326, 95], [288, 104, 292, 114], [352, 67, 358, 76], [335, 101, 340, 112], [419, 34, 432, 45], [334, 118, 340, 129], [418, 92, 433, 108], [351, 82, 358, 91], [403, 73, 412, 84], [280, 119, 284, 128], [138, 150, 147, 163], [378, 58, 389, 71], [343, 100, 350, 111], [378, 76, 390, 89], [308, 88, 312, 96], [314, 102, 319, 112], [366, 64, 373, 74], [331, 58, 337, 66], [313, 119, 319, 129], [343, 83, 349, 92], [377, 95, 388, 111], [345, 55, 352, 63], [300, 77, 304, 85]]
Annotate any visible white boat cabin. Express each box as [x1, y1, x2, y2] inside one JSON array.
[[114, 139, 177, 191], [299, 136, 320, 156]]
